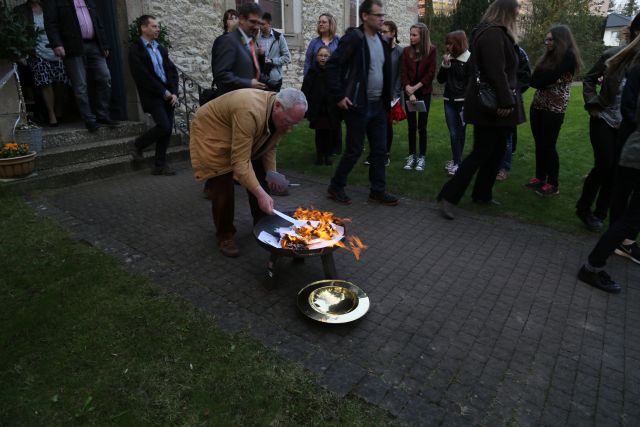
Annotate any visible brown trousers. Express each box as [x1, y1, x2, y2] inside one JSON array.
[[204, 159, 269, 241]]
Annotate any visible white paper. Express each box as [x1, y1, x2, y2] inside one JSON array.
[[257, 222, 345, 249], [406, 100, 427, 112]]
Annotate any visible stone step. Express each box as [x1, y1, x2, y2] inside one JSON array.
[[37, 134, 183, 170], [1, 145, 191, 193], [42, 121, 148, 149]]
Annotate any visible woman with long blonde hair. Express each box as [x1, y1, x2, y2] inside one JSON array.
[[401, 22, 437, 171], [303, 13, 340, 76], [437, 0, 524, 218]]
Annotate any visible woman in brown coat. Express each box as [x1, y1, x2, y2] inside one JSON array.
[[438, 0, 525, 219]]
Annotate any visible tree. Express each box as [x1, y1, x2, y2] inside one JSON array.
[[450, 0, 492, 37], [622, 0, 638, 16], [519, 0, 605, 78]]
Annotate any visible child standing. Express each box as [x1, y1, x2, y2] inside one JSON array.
[[301, 46, 340, 165], [401, 23, 437, 172]]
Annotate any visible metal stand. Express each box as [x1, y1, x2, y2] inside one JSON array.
[[263, 252, 338, 289]]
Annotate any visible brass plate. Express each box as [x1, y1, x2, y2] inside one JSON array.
[[297, 280, 370, 324]]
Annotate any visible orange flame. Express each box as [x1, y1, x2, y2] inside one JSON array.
[[277, 207, 367, 260]]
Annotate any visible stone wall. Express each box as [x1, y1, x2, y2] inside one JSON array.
[[142, 0, 418, 90]]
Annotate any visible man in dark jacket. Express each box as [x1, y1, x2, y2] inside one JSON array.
[[325, 0, 398, 206], [128, 15, 179, 176], [43, 0, 116, 132], [212, 2, 266, 96]]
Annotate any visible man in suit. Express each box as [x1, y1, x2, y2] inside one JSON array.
[[128, 15, 179, 176], [212, 2, 267, 96], [190, 88, 307, 257], [43, 0, 118, 132]]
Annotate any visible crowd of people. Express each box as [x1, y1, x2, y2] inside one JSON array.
[[21, 0, 639, 292]]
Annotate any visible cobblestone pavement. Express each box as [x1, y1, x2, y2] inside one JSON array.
[[31, 161, 640, 426]]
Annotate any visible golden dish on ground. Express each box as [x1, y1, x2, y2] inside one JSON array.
[[297, 280, 370, 324]]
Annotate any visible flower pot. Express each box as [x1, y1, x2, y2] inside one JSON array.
[[0, 151, 36, 178]]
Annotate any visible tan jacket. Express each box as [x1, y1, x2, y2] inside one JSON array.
[[190, 89, 279, 190]]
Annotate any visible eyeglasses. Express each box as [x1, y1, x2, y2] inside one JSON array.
[[368, 13, 385, 17]]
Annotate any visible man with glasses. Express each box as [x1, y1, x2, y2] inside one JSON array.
[[325, 0, 399, 206], [190, 88, 307, 258], [213, 2, 267, 96]]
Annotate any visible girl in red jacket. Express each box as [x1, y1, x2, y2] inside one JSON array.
[[401, 23, 437, 171]]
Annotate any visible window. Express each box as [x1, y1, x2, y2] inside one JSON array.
[[235, 0, 281, 29]]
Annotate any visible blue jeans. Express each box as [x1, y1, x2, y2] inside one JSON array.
[[331, 100, 387, 193], [500, 132, 513, 171], [444, 100, 466, 165], [63, 41, 112, 122]]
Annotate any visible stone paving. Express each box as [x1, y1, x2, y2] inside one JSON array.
[[30, 161, 640, 426]]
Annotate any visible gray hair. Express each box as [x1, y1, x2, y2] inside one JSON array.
[[276, 87, 308, 112]]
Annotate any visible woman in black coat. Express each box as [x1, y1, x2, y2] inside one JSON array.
[[437, 0, 524, 219]]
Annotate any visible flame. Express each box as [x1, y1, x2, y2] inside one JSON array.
[[278, 207, 367, 260], [334, 236, 368, 261]]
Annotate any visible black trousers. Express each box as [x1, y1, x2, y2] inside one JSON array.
[[204, 159, 269, 240], [438, 124, 510, 204], [406, 94, 431, 157], [530, 107, 564, 186], [135, 101, 174, 167], [315, 128, 340, 157], [576, 117, 617, 219], [588, 167, 640, 268]]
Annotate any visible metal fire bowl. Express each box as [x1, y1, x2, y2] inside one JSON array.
[[297, 280, 370, 324]]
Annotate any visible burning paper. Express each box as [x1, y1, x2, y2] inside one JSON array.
[[257, 207, 368, 260]]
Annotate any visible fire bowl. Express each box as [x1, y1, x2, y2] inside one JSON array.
[[297, 280, 370, 324]]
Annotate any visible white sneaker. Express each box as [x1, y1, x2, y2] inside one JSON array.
[[415, 156, 426, 171], [444, 160, 453, 171], [403, 155, 416, 170], [447, 164, 458, 176]]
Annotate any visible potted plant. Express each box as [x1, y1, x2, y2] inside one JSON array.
[[0, 0, 43, 153], [0, 142, 36, 178]]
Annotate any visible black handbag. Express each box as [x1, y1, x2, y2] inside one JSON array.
[[476, 78, 497, 112]]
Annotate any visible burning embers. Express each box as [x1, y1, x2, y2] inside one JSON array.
[[279, 207, 368, 260]]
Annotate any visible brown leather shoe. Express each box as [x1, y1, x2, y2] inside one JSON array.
[[218, 238, 240, 257]]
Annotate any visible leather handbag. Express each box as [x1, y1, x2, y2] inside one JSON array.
[[476, 78, 497, 112]]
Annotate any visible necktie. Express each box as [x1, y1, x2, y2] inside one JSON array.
[[249, 39, 261, 81]]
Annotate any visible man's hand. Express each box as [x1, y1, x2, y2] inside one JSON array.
[[251, 79, 267, 90], [337, 97, 352, 110], [253, 185, 274, 214], [53, 46, 65, 58], [104, 49, 110, 58], [169, 94, 178, 107], [496, 107, 513, 118]]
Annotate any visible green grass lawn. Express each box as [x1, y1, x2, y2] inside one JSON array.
[[278, 85, 593, 234], [0, 192, 400, 425]]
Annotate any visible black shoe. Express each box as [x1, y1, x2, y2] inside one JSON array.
[[439, 199, 455, 220], [614, 242, 640, 264], [368, 191, 399, 206], [97, 117, 120, 127], [576, 210, 603, 231], [577, 265, 621, 293], [327, 186, 352, 205], [128, 140, 144, 161], [151, 164, 176, 176], [85, 121, 100, 132]]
